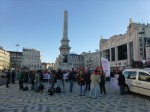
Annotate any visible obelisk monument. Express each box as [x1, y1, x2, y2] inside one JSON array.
[[59, 10, 71, 69]]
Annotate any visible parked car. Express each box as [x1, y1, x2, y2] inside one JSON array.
[[122, 69, 150, 97]]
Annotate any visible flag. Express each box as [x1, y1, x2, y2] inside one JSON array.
[[101, 57, 110, 77]]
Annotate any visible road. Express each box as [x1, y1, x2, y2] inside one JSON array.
[[0, 76, 6, 86], [0, 81, 149, 112]]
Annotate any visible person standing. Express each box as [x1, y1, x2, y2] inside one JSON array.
[[89, 70, 101, 99], [11, 70, 16, 84], [118, 71, 126, 95], [76, 70, 86, 96], [34, 71, 40, 92], [62, 70, 67, 94], [56, 69, 63, 91], [85, 69, 91, 91], [68, 68, 76, 92], [17, 69, 24, 90], [99, 70, 106, 95], [50, 70, 56, 88], [6, 69, 11, 88]]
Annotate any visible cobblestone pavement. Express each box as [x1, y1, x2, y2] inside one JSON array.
[[0, 81, 150, 112]]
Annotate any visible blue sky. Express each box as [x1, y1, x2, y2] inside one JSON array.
[[0, 0, 150, 63]]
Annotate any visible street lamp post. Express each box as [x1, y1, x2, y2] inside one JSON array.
[[139, 29, 145, 60], [16, 44, 19, 71]]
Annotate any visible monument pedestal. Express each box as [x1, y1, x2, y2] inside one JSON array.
[[59, 62, 72, 70]]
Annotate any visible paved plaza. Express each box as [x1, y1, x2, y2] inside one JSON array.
[[0, 81, 150, 112]]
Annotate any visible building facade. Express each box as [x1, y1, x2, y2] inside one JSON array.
[[81, 51, 100, 69], [0, 47, 10, 72], [21, 48, 41, 70], [100, 21, 150, 68], [8, 51, 22, 69], [146, 44, 150, 61], [67, 54, 84, 69], [41, 63, 55, 71]]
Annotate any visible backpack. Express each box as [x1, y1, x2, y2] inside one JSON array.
[[48, 86, 55, 95], [38, 84, 44, 91], [23, 85, 28, 91], [55, 87, 61, 93]]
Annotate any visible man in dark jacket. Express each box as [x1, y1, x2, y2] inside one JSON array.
[[68, 68, 76, 92], [85, 69, 91, 91], [118, 71, 125, 95], [11, 70, 16, 84], [17, 70, 25, 90], [6, 69, 11, 88]]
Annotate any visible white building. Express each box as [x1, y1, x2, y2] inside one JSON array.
[[100, 20, 150, 68], [0, 47, 10, 73], [146, 44, 150, 61], [41, 63, 55, 71], [81, 51, 100, 69], [21, 48, 41, 70]]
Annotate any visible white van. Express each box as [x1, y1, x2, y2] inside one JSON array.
[[123, 69, 150, 97]]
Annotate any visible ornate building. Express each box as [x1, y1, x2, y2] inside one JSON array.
[[0, 47, 10, 72], [81, 51, 100, 69], [8, 51, 22, 69], [100, 20, 150, 68], [21, 48, 41, 70]]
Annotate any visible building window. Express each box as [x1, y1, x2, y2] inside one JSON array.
[[129, 42, 134, 63], [124, 71, 136, 79], [111, 47, 115, 61], [118, 44, 127, 60]]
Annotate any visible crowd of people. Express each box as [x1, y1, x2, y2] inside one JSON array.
[[4, 67, 126, 99]]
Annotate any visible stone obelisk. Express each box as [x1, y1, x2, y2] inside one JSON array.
[[59, 10, 71, 57]]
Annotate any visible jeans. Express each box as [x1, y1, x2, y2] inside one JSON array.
[[34, 80, 38, 92], [56, 80, 62, 88], [69, 80, 74, 92], [85, 82, 91, 91], [6, 79, 10, 87], [11, 77, 15, 84], [19, 80, 24, 90], [100, 81, 106, 94], [89, 84, 99, 98], [119, 85, 125, 94], [79, 85, 85, 95], [62, 79, 66, 93]]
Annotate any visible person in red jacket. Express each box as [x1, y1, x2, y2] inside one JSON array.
[[76, 70, 86, 96]]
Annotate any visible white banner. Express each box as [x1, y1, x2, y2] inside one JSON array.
[[101, 57, 110, 77]]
